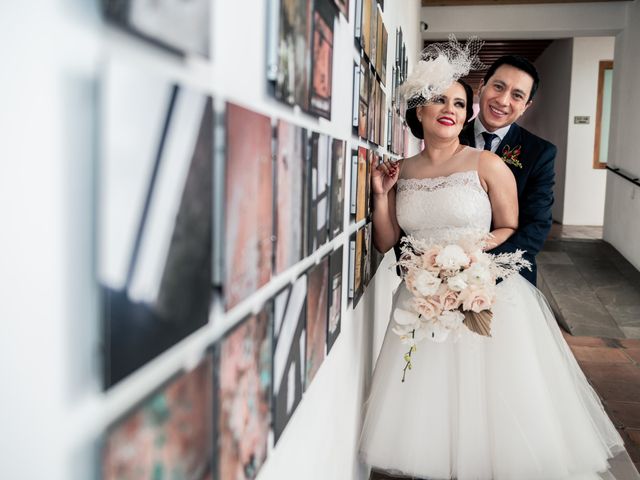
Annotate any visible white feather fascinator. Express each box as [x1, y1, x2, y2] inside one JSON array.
[[399, 35, 485, 112]]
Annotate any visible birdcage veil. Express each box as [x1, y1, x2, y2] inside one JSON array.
[[398, 35, 485, 113]]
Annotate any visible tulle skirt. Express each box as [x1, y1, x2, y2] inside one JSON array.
[[359, 275, 637, 480]]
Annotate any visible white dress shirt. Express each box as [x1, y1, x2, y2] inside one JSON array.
[[473, 118, 512, 153]]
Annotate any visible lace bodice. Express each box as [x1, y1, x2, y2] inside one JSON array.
[[395, 170, 491, 243]]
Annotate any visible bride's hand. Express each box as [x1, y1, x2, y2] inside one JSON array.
[[371, 157, 400, 196]]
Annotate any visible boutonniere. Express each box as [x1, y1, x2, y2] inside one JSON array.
[[501, 145, 523, 168]]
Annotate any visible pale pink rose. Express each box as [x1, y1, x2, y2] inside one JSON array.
[[411, 295, 442, 319], [440, 288, 460, 311], [459, 285, 495, 313], [421, 246, 442, 272]]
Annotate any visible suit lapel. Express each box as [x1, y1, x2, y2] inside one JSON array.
[[460, 121, 476, 147], [496, 123, 520, 158]]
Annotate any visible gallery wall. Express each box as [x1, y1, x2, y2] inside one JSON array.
[[0, 1, 422, 480]]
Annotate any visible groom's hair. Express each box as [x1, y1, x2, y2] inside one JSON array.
[[483, 55, 540, 102]]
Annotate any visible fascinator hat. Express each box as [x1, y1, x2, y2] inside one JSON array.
[[400, 35, 485, 136]]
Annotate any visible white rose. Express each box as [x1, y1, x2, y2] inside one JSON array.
[[447, 272, 468, 292], [438, 310, 465, 329], [466, 262, 492, 286], [412, 270, 442, 297], [435, 244, 470, 271]]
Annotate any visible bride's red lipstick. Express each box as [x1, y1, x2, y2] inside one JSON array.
[[437, 116, 455, 126]]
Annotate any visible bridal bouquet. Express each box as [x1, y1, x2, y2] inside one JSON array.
[[394, 235, 531, 382]]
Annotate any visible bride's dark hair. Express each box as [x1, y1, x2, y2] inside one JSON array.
[[405, 79, 474, 139]]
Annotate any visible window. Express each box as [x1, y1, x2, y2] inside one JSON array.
[[593, 60, 613, 169]]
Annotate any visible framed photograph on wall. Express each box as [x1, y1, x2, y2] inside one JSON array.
[[375, 5, 383, 77], [275, 0, 312, 111], [354, 0, 363, 41], [356, 146, 368, 222], [213, 307, 272, 479], [224, 103, 273, 311], [358, 58, 369, 139], [350, 149, 358, 216], [367, 73, 377, 143], [369, 4, 378, 73], [380, 21, 388, 86], [327, 246, 344, 354], [353, 227, 365, 307], [272, 274, 307, 444], [329, 138, 346, 239], [305, 257, 329, 388], [333, 0, 349, 19], [309, 1, 335, 119], [102, 355, 213, 479], [103, 0, 210, 57], [308, 132, 330, 253], [361, 0, 372, 60], [363, 222, 372, 287], [352, 62, 360, 128], [348, 232, 356, 299], [99, 60, 213, 388], [275, 120, 307, 274]]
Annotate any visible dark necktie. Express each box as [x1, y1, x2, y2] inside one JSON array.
[[482, 132, 498, 151]]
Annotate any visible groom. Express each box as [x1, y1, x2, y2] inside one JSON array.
[[459, 55, 556, 286]]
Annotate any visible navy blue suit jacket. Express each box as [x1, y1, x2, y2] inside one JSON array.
[[392, 122, 556, 286], [459, 121, 556, 285]]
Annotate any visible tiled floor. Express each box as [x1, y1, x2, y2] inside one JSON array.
[[564, 331, 640, 473], [538, 239, 640, 339]]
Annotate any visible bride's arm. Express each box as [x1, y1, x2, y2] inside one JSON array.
[[478, 151, 519, 250], [372, 158, 402, 253]]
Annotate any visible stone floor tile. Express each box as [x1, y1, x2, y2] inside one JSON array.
[[624, 349, 640, 364], [606, 402, 640, 429], [620, 338, 640, 349], [537, 251, 574, 265], [592, 381, 640, 402], [562, 334, 608, 347], [622, 327, 640, 340], [571, 323, 626, 339], [581, 363, 640, 384], [570, 345, 632, 364], [627, 429, 640, 463]]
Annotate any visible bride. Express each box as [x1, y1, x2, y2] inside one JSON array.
[[359, 40, 637, 480]]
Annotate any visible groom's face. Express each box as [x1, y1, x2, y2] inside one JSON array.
[[477, 64, 534, 132]]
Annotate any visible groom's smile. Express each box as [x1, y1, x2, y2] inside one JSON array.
[[478, 64, 534, 132]]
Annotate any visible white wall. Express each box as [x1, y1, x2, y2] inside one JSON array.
[[0, 1, 421, 480], [604, 0, 640, 269], [519, 39, 573, 223], [562, 37, 615, 225], [421, 1, 626, 40]]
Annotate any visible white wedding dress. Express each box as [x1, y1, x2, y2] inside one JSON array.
[[359, 161, 638, 479]]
